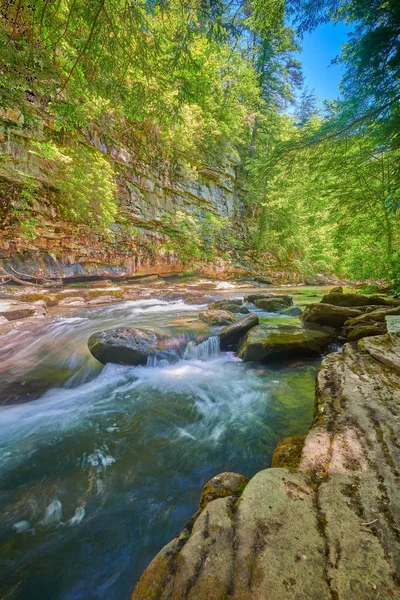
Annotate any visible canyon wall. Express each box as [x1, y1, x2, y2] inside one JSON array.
[[0, 107, 241, 280]]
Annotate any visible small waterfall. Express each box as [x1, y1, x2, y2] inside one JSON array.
[[183, 336, 220, 361], [146, 355, 172, 368], [39, 500, 63, 527]]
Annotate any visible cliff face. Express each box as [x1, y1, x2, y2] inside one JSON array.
[[0, 107, 241, 280]]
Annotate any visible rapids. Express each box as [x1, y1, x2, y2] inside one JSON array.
[[0, 291, 321, 600]]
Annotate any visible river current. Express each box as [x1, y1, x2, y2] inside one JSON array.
[[0, 289, 322, 600]]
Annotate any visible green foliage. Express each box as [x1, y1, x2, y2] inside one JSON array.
[[30, 141, 117, 228]]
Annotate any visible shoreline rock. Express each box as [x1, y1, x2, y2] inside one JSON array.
[[132, 333, 400, 599]]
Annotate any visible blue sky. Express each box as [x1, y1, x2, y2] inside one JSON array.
[[298, 21, 351, 101]]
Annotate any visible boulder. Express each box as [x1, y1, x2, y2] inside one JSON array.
[[88, 327, 177, 365], [320, 292, 400, 307], [58, 296, 86, 306], [330, 286, 343, 293], [88, 295, 120, 305], [254, 298, 292, 312], [209, 302, 249, 314], [219, 312, 259, 349], [301, 303, 363, 328], [245, 293, 293, 304], [271, 435, 305, 469], [346, 323, 387, 341], [0, 301, 36, 321], [199, 472, 249, 509], [199, 310, 236, 326], [237, 324, 334, 362], [209, 299, 243, 308], [132, 334, 400, 600], [344, 305, 400, 327]]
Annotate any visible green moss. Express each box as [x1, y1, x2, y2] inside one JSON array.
[[271, 436, 306, 470]]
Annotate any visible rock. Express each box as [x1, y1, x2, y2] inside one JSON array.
[[237, 324, 334, 362], [346, 323, 387, 341], [344, 305, 400, 327], [386, 316, 400, 333], [184, 293, 211, 305], [199, 472, 249, 509], [253, 276, 272, 285], [88, 295, 120, 305], [219, 312, 259, 349], [209, 299, 243, 308], [132, 333, 400, 600], [271, 436, 305, 469], [58, 296, 86, 306], [330, 286, 343, 293], [254, 298, 292, 312], [358, 332, 400, 371], [88, 327, 175, 365], [132, 469, 332, 600], [209, 302, 249, 314], [245, 293, 293, 304], [281, 305, 302, 317], [301, 303, 363, 328], [0, 301, 36, 321], [199, 310, 236, 326], [321, 292, 400, 307]]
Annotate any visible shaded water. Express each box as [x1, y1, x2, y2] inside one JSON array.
[[0, 291, 321, 600]]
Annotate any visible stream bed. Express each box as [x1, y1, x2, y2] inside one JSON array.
[[0, 288, 323, 600]]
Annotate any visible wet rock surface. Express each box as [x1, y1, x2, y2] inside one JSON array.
[[88, 327, 177, 365], [132, 333, 400, 600], [199, 310, 236, 326], [237, 323, 334, 361], [219, 312, 259, 349]]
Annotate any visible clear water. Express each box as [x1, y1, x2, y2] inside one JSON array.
[[0, 293, 321, 600]]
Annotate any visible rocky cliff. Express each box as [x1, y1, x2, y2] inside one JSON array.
[[0, 107, 241, 280], [132, 333, 400, 599]]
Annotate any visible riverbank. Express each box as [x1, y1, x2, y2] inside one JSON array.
[[132, 297, 400, 599]]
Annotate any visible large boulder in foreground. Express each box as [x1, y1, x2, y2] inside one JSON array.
[[88, 327, 176, 365], [237, 324, 333, 362], [301, 303, 363, 328], [199, 310, 236, 326], [132, 333, 400, 600], [219, 312, 259, 349]]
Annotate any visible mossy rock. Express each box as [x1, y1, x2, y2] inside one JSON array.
[[321, 292, 400, 308], [254, 298, 292, 312], [219, 312, 259, 349], [88, 327, 176, 365], [199, 310, 236, 326], [238, 324, 334, 362], [209, 302, 249, 314], [199, 472, 249, 509], [271, 435, 305, 469], [301, 303, 363, 328], [346, 323, 387, 341]]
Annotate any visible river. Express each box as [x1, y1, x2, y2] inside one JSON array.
[[0, 287, 324, 600]]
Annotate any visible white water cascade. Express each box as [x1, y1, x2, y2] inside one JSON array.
[[183, 335, 220, 361]]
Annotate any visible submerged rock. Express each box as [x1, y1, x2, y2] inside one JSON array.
[[219, 312, 259, 349], [199, 472, 249, 509], [281, 305, 302, 317], [237, 324, 333, 361], [88, 327, 175, 365], [301, 303, 363, 327], [199, 310, 236, 326]]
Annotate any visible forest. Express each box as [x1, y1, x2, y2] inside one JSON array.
[[1, 0, 399, 286]]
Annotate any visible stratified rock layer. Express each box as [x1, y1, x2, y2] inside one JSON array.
[[132, 333, 400, 600]]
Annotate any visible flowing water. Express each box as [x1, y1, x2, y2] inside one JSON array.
[[0, 290, 323, 600]]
